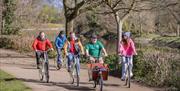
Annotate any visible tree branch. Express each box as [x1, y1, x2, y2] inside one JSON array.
[[112, 0, 123, 9], [78, 1, 103, 15], [121, 0, 135, 21]]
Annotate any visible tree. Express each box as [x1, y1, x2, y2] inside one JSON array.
[[2, 0, 17, 35], [148, 0, 179, 36], [99, 0, 136, 54], [97, 0, 179, 53], [38, 5, 61, 23], [63, 0, 102, 36], [0, 0, 3, 34]]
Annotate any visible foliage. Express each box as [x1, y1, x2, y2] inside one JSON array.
[[2, 0, 20, 35], [134, 46, 180, 90], [102, 45, 180, 90], [0, 35, 33, 52], [38, 5, 61, 23]]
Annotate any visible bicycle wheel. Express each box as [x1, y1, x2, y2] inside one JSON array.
[[127, 65, 131, 88], [39, 59, 43, 81], [99, 75, 103, 91], [69, 64, 75, 84], [45, 62, 49, 83], [75, 64, 80, 87]]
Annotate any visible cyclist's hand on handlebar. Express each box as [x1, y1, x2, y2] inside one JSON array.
[[104, 54, 108, 57], [134, 52, 138, 55], [50, 48, 54, 51], [82, 52, 85, 56]]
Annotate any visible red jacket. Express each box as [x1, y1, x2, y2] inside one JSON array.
[[32, 38, 53, 51]]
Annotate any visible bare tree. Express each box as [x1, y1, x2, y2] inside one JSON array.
[[63, 0, 102, 36], [148, 0, 179, 36], [0, 0, 3, 34], [98, 0, 137, 53]]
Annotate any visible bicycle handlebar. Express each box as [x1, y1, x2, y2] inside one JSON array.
[[36, 48, 54, 53]]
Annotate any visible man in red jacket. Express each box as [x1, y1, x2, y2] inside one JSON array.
[[32, 31, 54, 69]]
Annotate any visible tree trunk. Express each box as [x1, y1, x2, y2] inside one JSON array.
[[177, 24, 180, 37], [65, 19, 74, 37], [0, 1, 2, 35], [115, 13, 123, 54]]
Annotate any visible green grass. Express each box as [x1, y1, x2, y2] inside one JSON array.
[[0, 70, 31, 91], [47, 23, 64, 28], [138, 33, 160, 39]]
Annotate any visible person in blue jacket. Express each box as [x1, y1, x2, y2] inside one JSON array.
[[55, 31, 67, 70]]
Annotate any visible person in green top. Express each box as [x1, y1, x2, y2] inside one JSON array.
[[85, 34, 108, 63]]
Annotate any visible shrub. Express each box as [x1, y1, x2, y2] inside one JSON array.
[[134, 46, 180, 90], [0, 35, 33, 52]]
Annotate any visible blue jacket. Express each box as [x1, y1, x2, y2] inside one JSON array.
[[55, 35, 67, 49]]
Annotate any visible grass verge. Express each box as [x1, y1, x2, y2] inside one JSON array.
[[0, 69, 31, 91]]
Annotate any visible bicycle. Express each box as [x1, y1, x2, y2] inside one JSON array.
[[121, 56, 131, 88], [37, 50, 51, 83], [68, 54, 80, 87], [125, 58, 131, 88], [87, 57, 109, 91]]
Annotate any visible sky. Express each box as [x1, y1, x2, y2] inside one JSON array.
[[44, 0, 63, 9]]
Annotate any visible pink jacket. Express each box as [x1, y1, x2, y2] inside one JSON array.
[[118, 39, 137, 56]]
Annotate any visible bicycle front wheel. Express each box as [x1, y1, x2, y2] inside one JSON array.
[[39, 60, 43, 81], [45, 62, 49, 83], [75, 65, 80, 87], [99, 75, 103, 91], [127, 66, 131, 88]]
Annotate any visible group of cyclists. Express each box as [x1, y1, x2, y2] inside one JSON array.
[[32, 30, 137, 83]]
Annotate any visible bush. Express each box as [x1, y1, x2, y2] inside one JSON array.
[[101, 46, 179, 90], [0, 35, 33, 52], [134, 46, 180, 90], [104, 55, 119, 70]]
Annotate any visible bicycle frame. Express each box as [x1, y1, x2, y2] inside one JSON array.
[[124, 56, 131, 88], [87, 56, 108, 91], [37, 51, 49, 83]]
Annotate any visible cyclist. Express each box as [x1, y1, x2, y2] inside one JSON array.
[[85, 34, 108, 81], [64, 32, 85, 72], [85, 34, 108, 63], [32, 31, 54, 69], [55, 31, 67, 70], [118, 32, 137, 81]]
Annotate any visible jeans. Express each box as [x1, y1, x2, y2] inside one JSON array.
[[121, 56, 133, 79], [67, 53, 80, 75], [36, 51, 48, 65], [56, 48, 63, 64]]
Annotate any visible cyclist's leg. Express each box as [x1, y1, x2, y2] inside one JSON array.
[[88, 56, 96, 81], [128, 56, 133, 77], [57, 48, 62, 64], [121, 56, 127, 80], [67, 53, 73, 72], [76, 56, 80, 75], [89, 56, 96, 63], [124, 57, 129, 78], [98, 57, 104, 64], [36, 51, 41, 68]]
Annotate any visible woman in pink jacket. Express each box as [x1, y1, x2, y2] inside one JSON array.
[[118, 32, 137, 81]]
